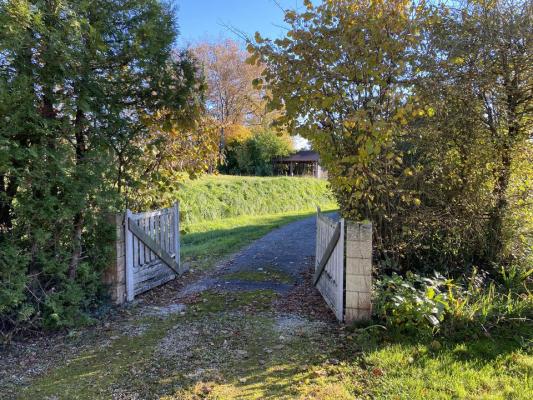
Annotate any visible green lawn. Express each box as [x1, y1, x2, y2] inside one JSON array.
[[355, 326, 533, 399]]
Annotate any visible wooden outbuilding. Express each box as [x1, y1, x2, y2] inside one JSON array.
[[273, 150, 326, 178]]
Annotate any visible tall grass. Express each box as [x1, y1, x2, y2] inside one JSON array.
[[175, 175, 337, 224]]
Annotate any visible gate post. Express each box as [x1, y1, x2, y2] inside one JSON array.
[[315, 206, 321, 270], [173, 202, 181, 272], [344, 221, 373, 322], [125, 209, 135, 301], [103, 213, 127, 305]]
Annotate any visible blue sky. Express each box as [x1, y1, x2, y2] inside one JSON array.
[[173, 0, 305, 46]]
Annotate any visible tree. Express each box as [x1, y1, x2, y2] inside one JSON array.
[[128, 112, 219, 209], [417, 0, 532, 265], [192, 39, 265, 166], [0, 0, 204, 335], [227, 128, 293, 176], [252, 0, 532, 273], [252, 0, 423, 264], [225, 124, 253, 144]]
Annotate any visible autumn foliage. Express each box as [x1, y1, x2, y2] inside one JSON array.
[[252, 0, 532, 275]]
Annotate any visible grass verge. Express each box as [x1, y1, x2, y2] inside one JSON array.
[[358, 324, 533, 399]]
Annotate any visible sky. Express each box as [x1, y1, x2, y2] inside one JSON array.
[[173, 0, 305, 46]]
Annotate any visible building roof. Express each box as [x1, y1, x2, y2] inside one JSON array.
[[274, 150, 320, 163]]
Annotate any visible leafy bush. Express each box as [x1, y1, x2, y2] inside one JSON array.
[[443, 268, 533, 335], [374, 272, 450, 335], [0, 215, 114, 342], [253, 0, 532, 276], [374, 270, 533, 337], [0, 245, 30, 337], [498, 264, 533, 293]]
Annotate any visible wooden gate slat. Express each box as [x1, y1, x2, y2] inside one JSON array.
[[167, 214, 172, 254], [139, 218, 145, 264], [313, 222, 341, 285], [173, 202, 180, 265], [149, 215, 155, 261], [133, 233, 138, 268], [164, 214, 168, 252]]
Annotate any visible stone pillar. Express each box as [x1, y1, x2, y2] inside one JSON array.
[[103, 213, 127, 305], [344, 221, 372, 322]]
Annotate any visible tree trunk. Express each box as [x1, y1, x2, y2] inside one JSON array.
[[486, 55, 521, 266], [487, 149, 511, 265], [218, 126, 225, 168], [68, 211, 85, 279], [68, 108, 87, 280], [0, 175, 18, 230]]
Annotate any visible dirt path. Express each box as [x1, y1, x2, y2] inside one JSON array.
[[1, 215, 363, 400]]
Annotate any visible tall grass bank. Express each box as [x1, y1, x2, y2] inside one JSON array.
[[176, 175, 337, 225]]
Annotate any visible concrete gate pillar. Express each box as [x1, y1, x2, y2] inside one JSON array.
[[344, 221, 373, 322]]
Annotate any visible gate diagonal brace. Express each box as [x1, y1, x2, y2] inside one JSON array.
[[127, 217, 183, 276], [313, 221, 341, 286]]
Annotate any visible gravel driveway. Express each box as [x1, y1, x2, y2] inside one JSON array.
[[179, 215, 320, 295]]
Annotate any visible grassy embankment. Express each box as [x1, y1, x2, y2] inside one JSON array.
[[176, 175, 338, 269]]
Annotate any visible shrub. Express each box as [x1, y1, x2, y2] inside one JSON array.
[[253, 0, 532, 277], [443, 268, 532, 335], [0, 214, 114, 343], [374, 269, 533, 337], [374, 272, 450, 335]]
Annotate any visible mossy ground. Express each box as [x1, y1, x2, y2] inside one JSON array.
[[16, 289, 350, 399], [17, 287, 532, 399], [17, 315, 178, 399]]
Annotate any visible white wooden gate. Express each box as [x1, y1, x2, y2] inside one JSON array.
[[125, 202, 186, 301], [314, 208, 344, 321]]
